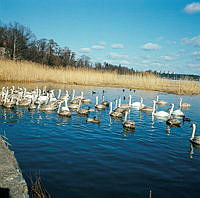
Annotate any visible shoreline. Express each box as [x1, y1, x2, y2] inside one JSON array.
[[1, 59, 200, 95], [0, 136, 29, 198], [0, 80, 198, 95]]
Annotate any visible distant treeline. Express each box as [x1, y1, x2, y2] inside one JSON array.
[[146, 70, 200, 81], [0, 21, 199, 80], [0, 21, 135, 75]]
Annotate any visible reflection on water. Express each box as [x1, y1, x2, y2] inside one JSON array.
[[0, 84, 200, 198]]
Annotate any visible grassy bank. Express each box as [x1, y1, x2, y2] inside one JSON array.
[[0, 59, 200, 94]]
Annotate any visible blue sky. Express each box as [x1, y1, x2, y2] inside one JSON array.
[[1, 0, 200, 75]]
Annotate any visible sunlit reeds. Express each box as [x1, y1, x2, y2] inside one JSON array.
[[0, 59, 200, 94]]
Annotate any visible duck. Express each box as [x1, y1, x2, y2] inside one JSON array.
[[156, 96, 168, 106], [95, 96, 106, 110], [190, 124, 200, 145], [179, 97, 190, 109], [123, 111, 136, 129], [152, 101, 174, 119], [109, 102, 123, 119], [57, 102, 71, 117], [88, 106, 95, 112], [86, 116, 100, 124], [183, 116, 191, 122]]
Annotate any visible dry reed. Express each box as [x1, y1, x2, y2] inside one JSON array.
[[0, 59, 200, 95], [30, 176, 51, 198]]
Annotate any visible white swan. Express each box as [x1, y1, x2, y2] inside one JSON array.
[[120, 95, 132, 109], [190, 124, 200, 145], [156, 96, 168, 106], [102, 95, 110, 106], [152, 100, 174, 119], [61, 99, 70, 111], [95, 96, 106, 110], [57, 102, 71, 117], [172, 104, 184, 117], [123, 111, 135, 129], [68, 99, 81, 110], [109, 102, 123, 118], [179, 97, 190, 109], [140, 101, 154, 113], [114, 98, 126, 113], [131, 97, 145, 110]]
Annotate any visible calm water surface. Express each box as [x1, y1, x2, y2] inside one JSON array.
[[1, 85, 200, 198]]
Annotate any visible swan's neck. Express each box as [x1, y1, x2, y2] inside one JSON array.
[[179, 98, 182, 108], [191, 124, 196, 139], [118, 98, 121, 107], [156, 96, 159, 102], [96, 96, 98, 105], [57, 103, 61, 113], [115, 99, 118, 109], [152, 101, 156, 115], [140, 97, 143, 104], [57, 89, 61, 99], [129, 95, 132, 105], [102, 95, 105, 102], [124, 111, 128, 122], [109, 102, 112, 114], [169, 104, 174, 117], [72, 90, 75, 100]]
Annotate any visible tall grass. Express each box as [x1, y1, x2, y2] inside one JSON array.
[[0, 59, 200, 94]]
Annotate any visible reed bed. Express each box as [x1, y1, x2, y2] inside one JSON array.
[[0, 59, 200, 94]]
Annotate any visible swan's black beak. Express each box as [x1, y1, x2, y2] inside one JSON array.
[[190, 124, 193, 128]]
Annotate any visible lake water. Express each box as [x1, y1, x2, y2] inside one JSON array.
[[0, 84, 200, 198]]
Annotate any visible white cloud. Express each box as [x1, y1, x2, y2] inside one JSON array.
[[182, 35, 200, 47], [153, 62, 163, 67], [156, 36, 164, 41], [178, 49, 187, 53], [140, 42, 162, 51], [184, 2, 200, 14], [91, 45, 105, 50], [188, 63, 200, 67], [166, 40, 176, 45], [111, 44, 124, 49], [141, 60, 150, 64], [98, 41, 107, 46], [192, 51, 200, 56], [160, 55, 173, 61], [120, 60, 129, 65], [108, 52, 129, 59], [79, 48, 91, 53]]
